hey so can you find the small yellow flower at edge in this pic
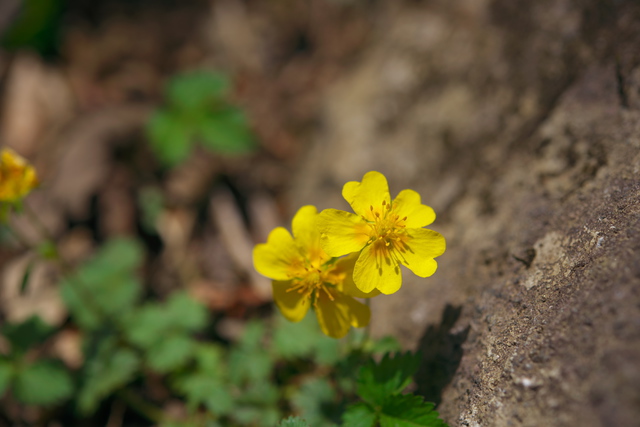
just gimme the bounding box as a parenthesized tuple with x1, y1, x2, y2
(317, 171, 446, 295)
(0, 148, 38, 203)
(253, 205, 380, 339)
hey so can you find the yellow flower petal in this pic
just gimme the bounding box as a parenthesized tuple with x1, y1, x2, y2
(392, 189, 436, 228)
(273, 281, 310, 322)
(331, 254, 381, 298)
(354, 243, 402, 294)
(291, 205, 328, 266)
(342, 171, 391, 219)
(0, 148, 38, 202)
(315, 292, 370, 338)
(318, 209, 370, 257)
(253, 227, 303, 280)
(397, 228, 446, 277)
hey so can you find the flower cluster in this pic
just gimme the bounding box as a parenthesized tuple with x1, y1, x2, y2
(0, 148, 38, 203)
(253, 171, 445, 338)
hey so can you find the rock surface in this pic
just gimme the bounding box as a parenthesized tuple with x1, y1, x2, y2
(291, 1, 640, 426)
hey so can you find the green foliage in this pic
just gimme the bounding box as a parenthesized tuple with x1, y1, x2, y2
(147, 70, 255, 167)
(78, 338, 140, 414)
(357, 352, 421, 406)
(12, 360, 73, 405)
(0, 360, 12, 396)
(1, 0, 63, 56)
(379, 395, 448, 427)
(290, 378, 337, 427)
(341, 352, 448, 427)
(279, 416, 310, 427)
(60, 238, 143, 330)
(1, 315, 56, 355)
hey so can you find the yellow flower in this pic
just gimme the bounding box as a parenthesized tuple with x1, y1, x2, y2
(318, 171, 445, 295)
(0, 148, 38, 203)
(253, 205, 379, 338)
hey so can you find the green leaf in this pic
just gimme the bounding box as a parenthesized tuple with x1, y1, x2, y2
(238, 380, 279, 406)
(291, 377, 337, 427)
(369, 336, 402, 355)
(0, 359, 15, 396)
(1, 315, 56, 355)
(379, 394, 447, 427)
(356, 352, 421, 406)
(279, 416, 310, 427)
(166, 71, 230, 111)
(342, 403, 377, 427)
(147, 335, 195, 373)
(273, 313, 323, 359)
(1, 0, 63, 56)
(198, 107, 255, 154)
(228, 348, 273, 385)
(78, 344, 140, 414)
(238, 321, 266, 352)
(193, 343, 224, 377)
(13, 360, 73, 405)
(175, 374, 234, 416)
(125, 293, 207, 350)
(124, 304, 167, 348)
(165, 291, 208, 332)
(61, 238, 143, 331)
(146, 109, 192, 167)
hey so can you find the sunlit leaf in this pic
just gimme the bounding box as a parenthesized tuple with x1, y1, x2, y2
(342, 403, 377, 427)
(198, 107, 255, 154)
(166, 71, 230, 111)
(379, 394, 447, 427)
(146, 109, 192, 167)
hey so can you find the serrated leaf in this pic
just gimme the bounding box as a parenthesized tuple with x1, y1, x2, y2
(342, 403, 377, 427)
(1, 315, 56, 355)
(147, 335, 195, 373)
(13, 360, 73, 405)
(379, 394, 447, 427)
(198, 107, 255, 154)
(291, 377, 336, 427)
(147, 109, 192, 167)
(279, 416, 310, 427)
(166, 71, 230, 111)
(175, 374, 234, 416)
(78, 345, 140, 414)
(357, 352, 421, 406)
(0, 359, 14, 396)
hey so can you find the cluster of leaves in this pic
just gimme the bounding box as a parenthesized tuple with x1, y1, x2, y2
(147, 70, 255, 167)
(0, 237, 448, 426)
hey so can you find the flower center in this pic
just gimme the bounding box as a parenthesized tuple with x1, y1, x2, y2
(285, 263, 337, 305)
(364, 200, 408, 251)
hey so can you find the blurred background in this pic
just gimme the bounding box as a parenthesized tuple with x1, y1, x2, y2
(1, 0, 640, 426)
